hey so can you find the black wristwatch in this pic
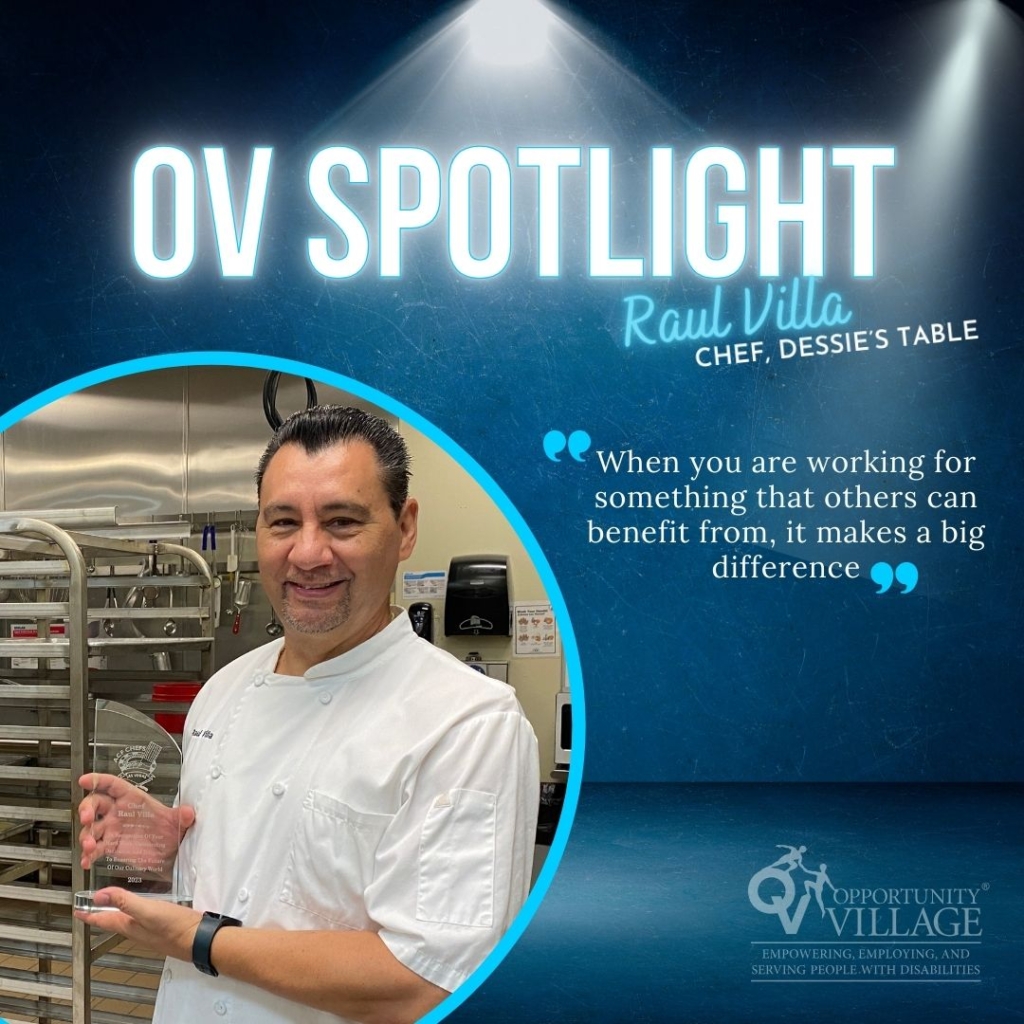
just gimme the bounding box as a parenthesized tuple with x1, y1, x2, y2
(192, 911, 242, 977)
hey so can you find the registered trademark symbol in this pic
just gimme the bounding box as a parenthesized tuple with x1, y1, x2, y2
(981, 882, 990, 891)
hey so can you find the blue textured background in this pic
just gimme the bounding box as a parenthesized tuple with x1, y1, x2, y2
(4, 0, 1021, 782)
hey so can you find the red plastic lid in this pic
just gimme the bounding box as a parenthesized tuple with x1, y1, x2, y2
(152, 683, 203, 700)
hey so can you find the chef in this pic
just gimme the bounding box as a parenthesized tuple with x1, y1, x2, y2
(77, 405, 539, 1024)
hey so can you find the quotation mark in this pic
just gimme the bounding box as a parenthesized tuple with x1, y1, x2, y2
(544, 430, 591, 463)
(870, 562, 919, 594)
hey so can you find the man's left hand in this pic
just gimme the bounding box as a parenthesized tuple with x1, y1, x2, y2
(74, 888, 203, 962)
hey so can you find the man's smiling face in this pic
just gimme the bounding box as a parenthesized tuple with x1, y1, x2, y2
(256, 439, 418, 661)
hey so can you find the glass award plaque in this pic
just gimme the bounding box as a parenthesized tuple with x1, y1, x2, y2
(74, 699, 192, 912)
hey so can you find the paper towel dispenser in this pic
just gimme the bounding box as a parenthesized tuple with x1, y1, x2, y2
(444, 555, 511, 636)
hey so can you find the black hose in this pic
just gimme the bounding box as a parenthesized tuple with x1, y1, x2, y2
(262, 372, 319, 430)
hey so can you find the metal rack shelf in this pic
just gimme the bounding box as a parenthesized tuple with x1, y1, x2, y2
(0, 516, 214, 1024)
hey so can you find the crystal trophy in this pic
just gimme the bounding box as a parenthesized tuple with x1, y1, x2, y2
(74, 699, 192, 911)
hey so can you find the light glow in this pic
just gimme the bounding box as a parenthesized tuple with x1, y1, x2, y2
(466, 0, 552, 66)
(902, 0, 1008, 241)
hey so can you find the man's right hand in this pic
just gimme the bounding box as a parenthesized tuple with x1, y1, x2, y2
(77, 773, 195, 876)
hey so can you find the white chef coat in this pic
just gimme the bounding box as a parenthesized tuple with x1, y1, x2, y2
(152, 610, 538, 1024)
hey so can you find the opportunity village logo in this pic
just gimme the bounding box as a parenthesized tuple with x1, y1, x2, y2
(747, 844, 985, 981)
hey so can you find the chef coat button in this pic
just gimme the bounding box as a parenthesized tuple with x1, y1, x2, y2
(318, 691, 332, 705)
(253, 672, 266, 687)
(214, 1000, 227, 1016)
(271, 782, 286, 797)
(165, 967, 173, 981)
(211, 765, 222, 779)
(237, 887, 250, 903)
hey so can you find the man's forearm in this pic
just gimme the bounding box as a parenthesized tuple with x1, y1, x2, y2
(208, 924, 447, 1024)
(75, 890, 447, 1024)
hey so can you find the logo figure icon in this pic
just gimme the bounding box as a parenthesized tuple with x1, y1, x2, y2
(748, 843, 836, 935)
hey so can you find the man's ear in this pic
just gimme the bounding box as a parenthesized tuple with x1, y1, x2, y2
(397, 498, 419, 560)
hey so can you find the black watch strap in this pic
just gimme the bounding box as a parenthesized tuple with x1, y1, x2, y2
(192, 911, 242, 977)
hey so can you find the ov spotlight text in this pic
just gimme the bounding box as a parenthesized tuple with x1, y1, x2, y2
(130, 144, 895, 280)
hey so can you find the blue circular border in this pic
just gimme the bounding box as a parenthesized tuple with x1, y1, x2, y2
(0, 350, 584, 1023)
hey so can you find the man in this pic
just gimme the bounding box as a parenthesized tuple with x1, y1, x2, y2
(77, 406, 539, 1024)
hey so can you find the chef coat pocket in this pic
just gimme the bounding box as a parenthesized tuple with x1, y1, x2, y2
(417, 788, 495, 928)
(279, 789, 393, 928)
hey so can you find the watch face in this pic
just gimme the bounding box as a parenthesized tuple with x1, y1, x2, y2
(209, 913, 243, 925)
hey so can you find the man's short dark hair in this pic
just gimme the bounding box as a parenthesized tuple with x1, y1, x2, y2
(256, 406, 411, 517)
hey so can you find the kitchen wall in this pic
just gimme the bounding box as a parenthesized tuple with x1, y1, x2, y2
(0, 366, 563, 776)
(398, 425, 563, 778)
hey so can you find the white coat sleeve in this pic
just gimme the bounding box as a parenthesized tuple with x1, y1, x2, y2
(367, 709, 539, 992)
